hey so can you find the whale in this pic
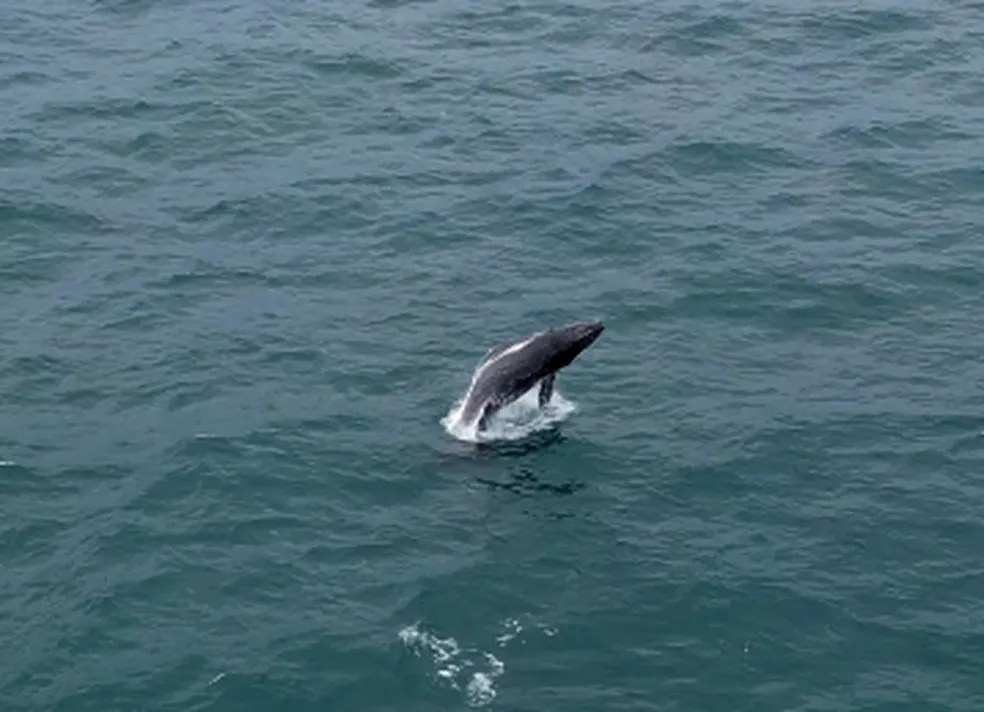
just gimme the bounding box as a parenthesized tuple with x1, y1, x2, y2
(457, 320, 604, 432)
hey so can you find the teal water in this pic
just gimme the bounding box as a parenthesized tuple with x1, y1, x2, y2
(3, 1, 984, 709)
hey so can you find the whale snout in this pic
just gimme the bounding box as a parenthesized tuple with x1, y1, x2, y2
(549, 320, 603, 362)
(572, 320, 604, 346)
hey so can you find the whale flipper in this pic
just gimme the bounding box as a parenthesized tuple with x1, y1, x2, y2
(538, 374, 555, 407)
(477, 402, 497, 432)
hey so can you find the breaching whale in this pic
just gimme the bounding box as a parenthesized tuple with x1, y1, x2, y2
(457, 320, 605, 433)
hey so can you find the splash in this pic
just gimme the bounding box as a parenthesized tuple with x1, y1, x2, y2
(398, 617, 559, 707)
(398, 623, 505, 707)
(441, 386, 577, 443)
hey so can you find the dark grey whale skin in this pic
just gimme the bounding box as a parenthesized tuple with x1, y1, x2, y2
(458, 321, 604, 432)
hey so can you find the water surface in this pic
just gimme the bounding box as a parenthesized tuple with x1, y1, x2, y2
(2, 1, 984, 709)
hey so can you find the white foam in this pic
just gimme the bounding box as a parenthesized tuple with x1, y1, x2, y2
(0, 460, 15, 467)
(399, 623, 461, 674)
(441, 386, 577, 443)
(496, 618, 522, 646)
(466, 672, 497, 707)
(465, 653, 505, 707)
(398, 623, 507, 707)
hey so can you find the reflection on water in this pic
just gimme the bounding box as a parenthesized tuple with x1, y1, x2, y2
(475, 466, 586, 499)
(473, 427, 566, 459)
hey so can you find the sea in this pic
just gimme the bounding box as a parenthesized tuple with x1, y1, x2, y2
(2, 1, 984, 710)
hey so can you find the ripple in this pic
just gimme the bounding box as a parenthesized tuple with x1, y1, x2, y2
(667, 139, 812, 176)
(799, 7, 935, 41)
(0, 199, 107, 235)
(304, 52, 406, 80)
(37, 97, 163, 123)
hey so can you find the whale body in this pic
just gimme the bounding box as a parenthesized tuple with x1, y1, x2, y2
(457, 320, 604, 432)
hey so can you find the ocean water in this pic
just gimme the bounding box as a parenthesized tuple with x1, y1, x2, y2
(3, 0, 984, 709)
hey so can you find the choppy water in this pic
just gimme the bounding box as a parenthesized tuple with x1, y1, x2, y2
(3, 1, 984, 709)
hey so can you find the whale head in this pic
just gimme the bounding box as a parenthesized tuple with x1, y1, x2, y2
(543, 320, 605, 372)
